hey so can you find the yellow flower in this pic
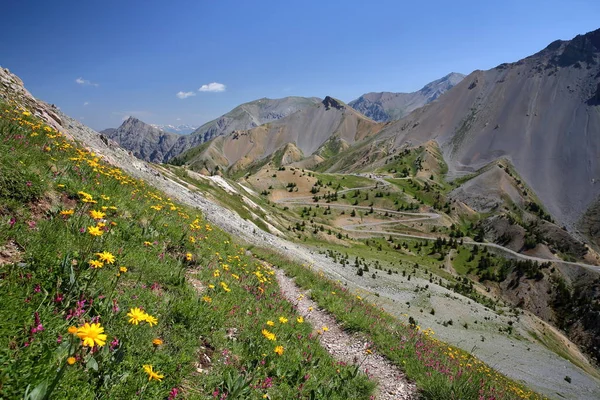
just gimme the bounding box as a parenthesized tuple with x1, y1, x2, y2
(76, 322, 107, 347)
(152, 338, 163, 346)
(274, 345, 284, 356)
(213, 270, 220, 277)
(202, 296, 212, 303)
(88, 259, 104, 269)
(208, 284, 215, 289)
(119, 266, 127, 273)
(296, 316, 304, 324)
(322, 326, 329, 332)
(308, 307, 313, 312)
(145, 314, 158, 327)
(60, 209, 74, 216)
(127, 307, 146, 325)
(67, 357, 77, 365)
(279, 317, 288, 324)
(143, 241, 153, 246)
(261, 329, 276, 341)
(67, 326, 78, 335)
(89, 210, 106, 220)
(185, 252, 193, 261)
(220, 282, 230, 292)
(266, 320, 275, 326)
(143, 365, 164, 381)
(87, 226, 103, 236)
(95, 251, 115, 264)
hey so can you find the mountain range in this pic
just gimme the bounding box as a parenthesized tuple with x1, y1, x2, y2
(104, 28, 600, 240)
(348, 72, 465, 121)
(100, 74, 464, 164)
(101, 96, 321, 162)
(150, 123, 198, 135)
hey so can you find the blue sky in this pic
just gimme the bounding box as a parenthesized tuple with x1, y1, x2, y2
(1, 0, 599, 130)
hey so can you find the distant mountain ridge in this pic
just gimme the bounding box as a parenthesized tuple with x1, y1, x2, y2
(150, 124, 199, 135)
(173, 96, 384, 173)
(101, 96, 321, 162)
(349, 72, 465, 122)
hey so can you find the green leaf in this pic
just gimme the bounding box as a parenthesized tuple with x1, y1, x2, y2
(25, 380, 48, 400)
(86, 356, 98, 371)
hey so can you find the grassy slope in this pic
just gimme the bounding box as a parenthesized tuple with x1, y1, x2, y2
(0, 106, 375, 399)
(252, 248, 542, 400)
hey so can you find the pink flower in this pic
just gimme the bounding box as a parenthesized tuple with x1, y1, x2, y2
(168, 388, 179, 400)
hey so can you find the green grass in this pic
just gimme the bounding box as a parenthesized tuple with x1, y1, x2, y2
(251, 248, 544, 400)
(0, 106, 376, 399)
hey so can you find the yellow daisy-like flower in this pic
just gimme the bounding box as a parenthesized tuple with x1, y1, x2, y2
(89, 210, 106, 220)
(152, 338, 163, 346)
(296, 316, 304, 324)
(119, 266, 128, 273)
(279, 317, 288, 324)
(208, 284, 215, 289)
(322, 326, 329, 332)
(202, 295, 212, 303)
(143, 241, 153, 246)
(308, 306, 313, 312)
(185, 252, 193, 261)
(95, 251, 116, 264)
(213, 270, 220, 277)
(274, 345, 284, 356)
(67, 357, 77, 365)
(143, 365, 164, 381)
(266, 320, 275, 326)
(261, 329, 276, 341)
(76, 322, 107, 347)
(88, 259, 104, 269)
(127, 307, 146, 325)
(220, 282, 230, 292)
(67, 326, 78, 335)
(87, 226, 103, 236)
(60, 209, 74, 216)
(145, 314, 158, 327)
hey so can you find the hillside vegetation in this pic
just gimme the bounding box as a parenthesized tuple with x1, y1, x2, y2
(0, 106, 546, 398)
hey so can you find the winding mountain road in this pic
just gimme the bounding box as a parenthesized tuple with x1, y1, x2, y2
(275, 176, 600, 273)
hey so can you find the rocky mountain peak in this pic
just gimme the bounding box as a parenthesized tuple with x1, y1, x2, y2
(322, 96, 344, 110)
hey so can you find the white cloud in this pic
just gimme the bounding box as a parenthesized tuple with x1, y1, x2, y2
(83, 101, 89, 106)
(75, 77, 99, 87)
(199, 82, 226, 92)
(176, 118, 181, 121)
(122, 115, 130, 121)
(176, 91, 196, 99)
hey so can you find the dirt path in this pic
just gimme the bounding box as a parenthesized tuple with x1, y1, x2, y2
(273, 267, 417, 400)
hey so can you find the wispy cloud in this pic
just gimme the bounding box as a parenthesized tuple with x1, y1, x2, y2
(83, 101, 90, 106)
(176, 91, 196, 99)
(75, 77, 99, 87)
(199, 82, 226, 92)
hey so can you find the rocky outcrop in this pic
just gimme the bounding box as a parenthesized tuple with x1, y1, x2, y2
(0, 67, 63, 133)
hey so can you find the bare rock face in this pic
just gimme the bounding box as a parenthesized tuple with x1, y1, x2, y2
(368, 28, 600, 233)
(176, 96, 384, 174)
(0, 67, 63, 133)
(349, 72, 466, 122)
(101, 117, 179, 163)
